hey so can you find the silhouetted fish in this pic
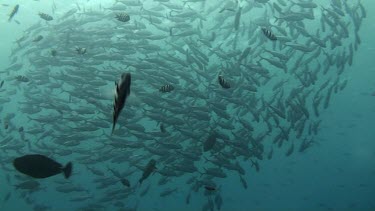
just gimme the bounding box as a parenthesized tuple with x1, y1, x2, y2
(112, 73, 131, 134)
(139, 159, 156, 184)
(13, 154, 72, 179)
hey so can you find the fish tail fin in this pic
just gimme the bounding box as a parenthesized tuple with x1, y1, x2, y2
(111, 113, 117, 135)
(258, 55, 265, 63)
(111, 124, 115, 135)
(62, 162, 72, 179)
(273, 16, 280, 23)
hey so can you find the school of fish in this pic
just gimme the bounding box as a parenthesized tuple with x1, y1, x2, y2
(0, 0, 366, 210)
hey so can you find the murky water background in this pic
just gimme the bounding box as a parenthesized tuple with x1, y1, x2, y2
(1, 1, 375, 210)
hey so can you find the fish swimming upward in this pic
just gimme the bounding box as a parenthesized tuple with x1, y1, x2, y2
(8, 4, 19, 22)
(112, 73, 131, 134)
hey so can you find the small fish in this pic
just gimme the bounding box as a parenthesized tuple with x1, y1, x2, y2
(234, 7, 242, 30)
(0, 80, 4, 88)
(139, 159, 157, 184)
(75, 47, 87, 55)
(115, 12, 130, 22)
(285, 142, 294, 156)
(15, 75, 29, 82)
(218, 75, 230, 89)
(203, 133, 217, 152)
(112, 73, 131, 134)
(13, 154, 72, 179)
(159, 84, 174, 92)
(32, 35, 43, 42)
(121, 178, 130, 187)
(250, 160, 260, 172)
(267, 147, 273, 160)
(39, 12, 53, 21)
(204, 186, 217, 191)
(51, 49, 57, 57)
(8, 5, 19, 22)
(160, 123, 166, 133)
(185, 192, 191, 204)
(4, 120, 9, 129)
(15, 180, 40, 191)
(3, 192, 11, 203)
(19, 126, 24, 132)
(219, 8, 235, 13)
(215, 194, 223, 210)
(239, 175, 248, 189)
(261, 27, 277, 41)
(160, 188, 178, 197)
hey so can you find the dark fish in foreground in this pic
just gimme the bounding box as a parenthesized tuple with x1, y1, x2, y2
(13, 154, 72, 179)
(112, 73, 131, 134)
(139, 159, 156, 184)
(159, 84, 174, 92)
(8, 5, 19, 22)
(39, 12, 53, 21)
(261, 27, 277, 41)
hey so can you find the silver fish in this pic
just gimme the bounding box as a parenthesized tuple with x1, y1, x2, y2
(8, 5, 19, 22)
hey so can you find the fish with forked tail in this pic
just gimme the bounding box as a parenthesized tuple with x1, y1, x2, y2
(13, 154, 72, 179)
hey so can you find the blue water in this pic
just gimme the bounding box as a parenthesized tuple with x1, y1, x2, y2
(1, 1, 375, 211)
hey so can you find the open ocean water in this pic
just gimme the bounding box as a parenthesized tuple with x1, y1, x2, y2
(0, 0, 375, 211)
